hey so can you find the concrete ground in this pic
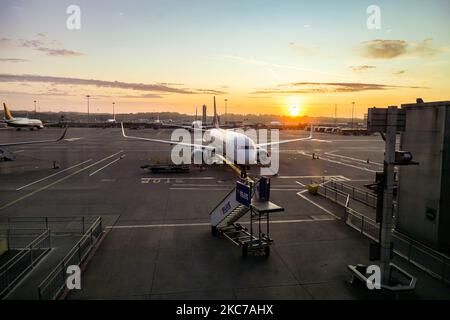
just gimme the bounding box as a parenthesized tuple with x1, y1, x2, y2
(0, 127, 449, 299)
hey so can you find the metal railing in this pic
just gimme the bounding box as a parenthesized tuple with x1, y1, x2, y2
(2, 216, 99, 235)
(393, 231, 450, 283)
(325, 180, 377, 208)
(345, 208, 450, 284)
(0, 228, 51, 250)
(318, 183, 450, 285)
(345, 207, 379, 242)
(319, 181, 450, 283)
(318, 182, 349, 219)
(0, 229, 51, 299)
(37, 217, 103, 300)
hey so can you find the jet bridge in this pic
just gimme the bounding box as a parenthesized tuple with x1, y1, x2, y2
(210, 177, 284, 258)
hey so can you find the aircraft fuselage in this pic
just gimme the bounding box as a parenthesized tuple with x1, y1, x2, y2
(6, 118, 44, 129)
(206, 128, 259, 165)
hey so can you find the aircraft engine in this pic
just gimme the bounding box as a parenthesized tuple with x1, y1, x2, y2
(191, 148, 217, 165)
(257, 148, 270, 165)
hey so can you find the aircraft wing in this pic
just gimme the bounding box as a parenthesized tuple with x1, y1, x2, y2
(0, 127, 68, 147)
(121, 123, 214, 150)
(161, 123, 207, 132)
(255, 126, 330, 148)
(255, 133, 313, 148)
(43, 121, 61, 126)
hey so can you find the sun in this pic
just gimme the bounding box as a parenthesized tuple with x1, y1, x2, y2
(284, 96, 303, 117)
(288, 105, 300, 117)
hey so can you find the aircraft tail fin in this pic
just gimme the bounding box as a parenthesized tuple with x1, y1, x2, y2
(3, 103, 14, 120)
(202, 104, 207, 124)
(212, 96, 219, 128)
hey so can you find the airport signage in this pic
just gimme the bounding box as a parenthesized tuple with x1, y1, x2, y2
(236, 182, 252, 207)
(367, 108, 406, 132)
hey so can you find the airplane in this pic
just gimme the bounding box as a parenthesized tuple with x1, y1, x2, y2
(164, 102, 231, 132)
(0, 127, 68, 161)
(164, 105, 210, 132)
(2, 103, 44, 130)
(121, 97, 315, 176)
(269, 121, 283, 129)
(149, 114, 163, 129)
(154, 114, 163, 124)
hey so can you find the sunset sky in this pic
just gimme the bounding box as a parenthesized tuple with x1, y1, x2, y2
(0, 0, 449, 118)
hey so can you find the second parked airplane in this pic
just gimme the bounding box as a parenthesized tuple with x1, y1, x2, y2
(2, 103, 44, 130)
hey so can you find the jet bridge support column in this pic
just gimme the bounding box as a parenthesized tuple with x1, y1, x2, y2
(380, 106, 397, 285)
(348, 106, 417, 296)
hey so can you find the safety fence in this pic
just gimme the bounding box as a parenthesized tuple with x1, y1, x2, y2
(317, 182, 350, 219)
(37, 216, 103, 300)
(324, 180, 377, 208)
(0, 228, 50, 250)
(2, 216, 99, 235)
(0, 229, 51, 299)
(393, 231, 450, 284)
(317, 181, 450, 285)
(345, 207, 379, 242)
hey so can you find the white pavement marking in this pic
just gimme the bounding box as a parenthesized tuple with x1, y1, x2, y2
(329, 139, 382, 142)
(106, 217, 335, 229)
(170, 188, 302, 192)
(0, 151, 123, 211)
(279, 175, 337, 179)
(278, 175, 350, 181)
(332, 176, 351, 181)
(64, 137, 83, 142)
(89, 156, 124, 176)
(143, 177, 215, 181)
(13, 150, 25, 154)
(170, 188, 232, 191)
(172, 184, 234, 187)
(295, 180, 306, 187)
(16, 159, 93, 190)
(325, 151, 383, 166)
(298, 151, 378, 173)
(170, 185, 304, 191)
(172, 184, 302, 188)
(141, 177, 215, 183)
(296, 192, 341, 219)
(270, 217, 335, 223)
(109, 222, 210, 228)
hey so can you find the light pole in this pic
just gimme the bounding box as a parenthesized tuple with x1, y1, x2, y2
(34, 100, 37, 117)
(224, 99, 228, 124)
(351, 102, 355, 128)
(112, 102, 115, 120)
(86, 95, 90, 122)
(334, 104, 337, 125)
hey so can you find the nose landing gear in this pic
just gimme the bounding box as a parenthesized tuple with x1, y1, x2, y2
(238, 165, 250, 179)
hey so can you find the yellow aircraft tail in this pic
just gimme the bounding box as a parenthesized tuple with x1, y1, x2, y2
(3, 103, 14, 120)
